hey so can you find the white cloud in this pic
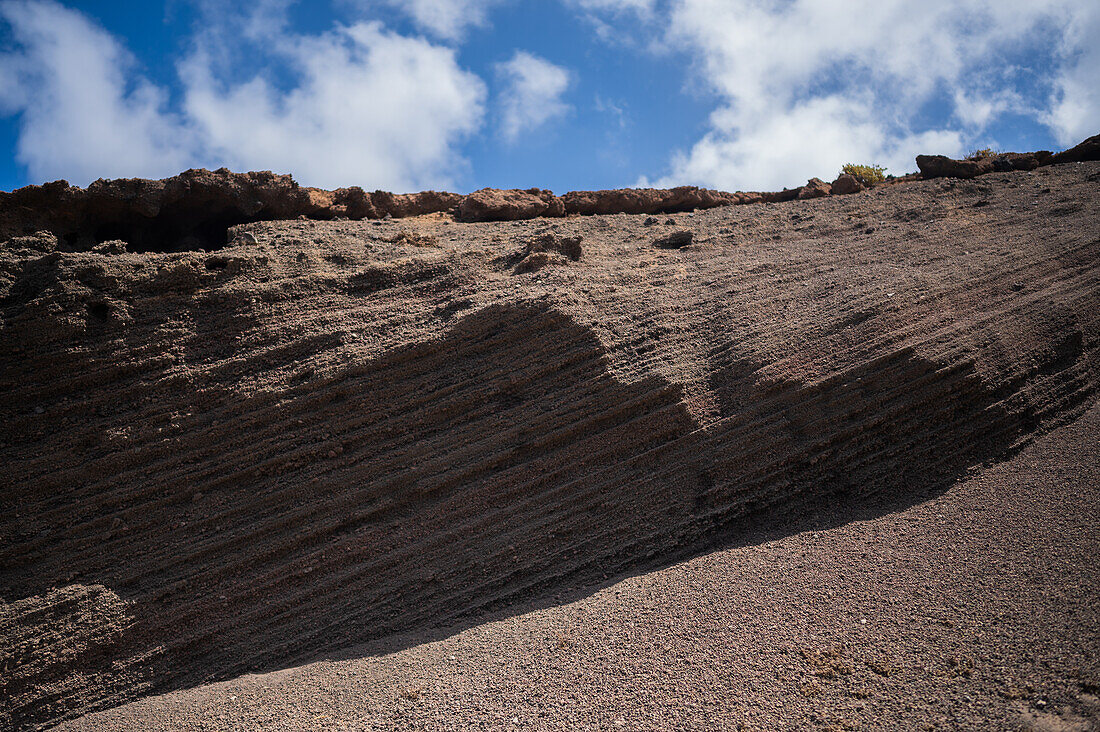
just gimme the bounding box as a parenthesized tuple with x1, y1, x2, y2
(181, 22, 486, 190)
(1047, 4, 1100, 146)
(645, 0, 1099, 190)
(373, 0, 507, 42)
(662, 95, 964, 192)
(495, 51, 571, 143)
(0, 0, 486, 190)
(0, 0, 195, 183)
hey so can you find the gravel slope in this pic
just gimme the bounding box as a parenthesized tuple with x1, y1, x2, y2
(62, 398, 1100, 731)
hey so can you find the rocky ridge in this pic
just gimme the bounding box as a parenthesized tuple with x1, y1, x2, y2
(3, 134, 1096, 254)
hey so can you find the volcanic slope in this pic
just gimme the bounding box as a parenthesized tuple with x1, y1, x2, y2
(2, 161, 1099, 729)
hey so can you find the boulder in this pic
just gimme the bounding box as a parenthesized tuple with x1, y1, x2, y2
(830, 174, 862, 195)
(916, 155, 987, 179)
(654, 230, 694, 249)
(797, 178, 831, 199)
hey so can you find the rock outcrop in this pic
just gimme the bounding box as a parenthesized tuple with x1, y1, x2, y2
(797, 178, 831, 199)
(456, 188, 565, 222)
(561, 186, 745, 216)
(1049, 133, 1100, 164)
(916, 151, 1051, 180)
(313, 188, 462, 220)
(0, 169, 314, 251)
(1, 134, 1096, 255)
(830, 173, 862, 195)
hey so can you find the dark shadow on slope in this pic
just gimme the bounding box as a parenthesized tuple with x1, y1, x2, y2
(1, 302, 1096, 729)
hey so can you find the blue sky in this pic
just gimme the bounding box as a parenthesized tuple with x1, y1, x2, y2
(0, 0, 1096, 194)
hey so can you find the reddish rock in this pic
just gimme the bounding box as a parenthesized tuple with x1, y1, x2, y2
(0, 179, 86, 241)
(758, 188, 801, 203)
(1, 169, 314, 250)
(1050, 133, 1100, 164)
(917, 151, 1052, 180)
(370, 190, 463, 219)
(456, 188, 564, 222)
(797, 178, 831, 200)
(831, 174, 862, 195)
(324, 187, 376, 219)
(561, 186, 737, 216)
(916, 155, 987, 179)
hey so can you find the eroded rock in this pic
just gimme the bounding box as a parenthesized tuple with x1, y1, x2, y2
(457, 188, 565, 222)
(561, 187, 741, 216)
(1050, 133, 1100, 164)
(654, 230, 694, 249)
(916, 151, 1052, 180)
(831, 174, 862, 195)
(798, 178, 831, 200)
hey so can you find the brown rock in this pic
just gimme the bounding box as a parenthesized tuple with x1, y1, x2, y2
(0, 168, 314, 250)
(1049, 133, 1100, 164)
(561, 186, 737, 216)
(916, 155, 989, 179)
(514, 251, 569, 274)
(371, 190, 463, 219)
(917, 151, 1052, 180)
(456, 188, 564, 222)
(797, 178, 831, 200)
(654, 230, 694, 249)
(758, 188, 801, 204)
(831, 174, 862, 195)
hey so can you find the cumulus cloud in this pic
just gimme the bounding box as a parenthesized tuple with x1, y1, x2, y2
(645, 0, 1099, 190)
(181, 21, 486, 190)
(1046, 4, 1100, 146)
(0, 0, 486, 190)
(495, 51, 571, 143)
(0, 0, 195, 184)
(662, 95, 963, 192)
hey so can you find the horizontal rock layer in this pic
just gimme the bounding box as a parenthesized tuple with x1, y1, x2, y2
(2, 134, 1095, 256)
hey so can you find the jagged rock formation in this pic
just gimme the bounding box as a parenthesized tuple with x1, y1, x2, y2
(1, 158, 1098, 729)
(916, 133, 1100, 180)
(3, 134, 1093, 259)
(916, 151, 1051, 179)
(1051, 133, 1100, 164)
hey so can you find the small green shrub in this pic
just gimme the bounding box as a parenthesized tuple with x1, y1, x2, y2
(841, 163, 887, 187)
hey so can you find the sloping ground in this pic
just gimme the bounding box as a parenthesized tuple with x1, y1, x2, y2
(59, 394, 1100, 731)
(1, 161, 1099, 729)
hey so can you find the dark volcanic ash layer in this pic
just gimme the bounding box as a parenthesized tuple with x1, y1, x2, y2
(1, 153, 1099, 730)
